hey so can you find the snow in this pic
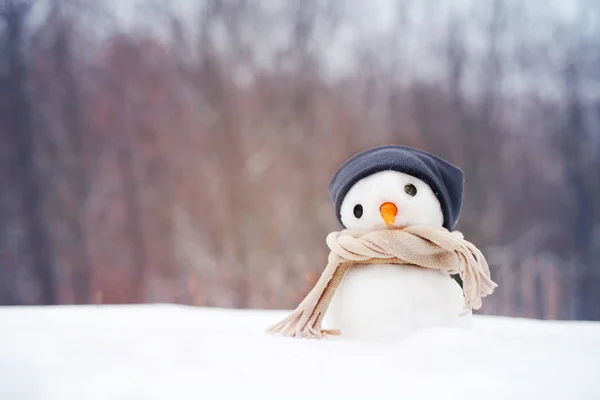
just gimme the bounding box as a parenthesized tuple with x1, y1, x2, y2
(1, 304, 599, 400)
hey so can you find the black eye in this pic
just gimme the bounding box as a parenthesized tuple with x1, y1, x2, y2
(404, 184, 417, 197)
(353, 204, 363, 218)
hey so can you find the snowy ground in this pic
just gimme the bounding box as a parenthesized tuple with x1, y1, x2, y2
(1, 305, 599, 400)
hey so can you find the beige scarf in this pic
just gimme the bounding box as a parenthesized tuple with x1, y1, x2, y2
(266, 225, 497, 338)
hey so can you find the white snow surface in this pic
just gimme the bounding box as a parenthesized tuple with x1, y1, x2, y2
(1, 304, 599, 400)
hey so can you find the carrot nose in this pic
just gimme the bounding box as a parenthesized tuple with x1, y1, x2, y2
(379, 202, 398, 226)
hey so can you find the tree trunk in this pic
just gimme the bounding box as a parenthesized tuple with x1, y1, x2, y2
(3, 1, 57, 304)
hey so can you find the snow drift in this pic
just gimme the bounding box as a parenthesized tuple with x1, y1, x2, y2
(0, 304, 599, 400)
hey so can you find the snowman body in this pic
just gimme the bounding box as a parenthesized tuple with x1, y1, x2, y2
(326, 263, 469, 341)
(325, 170, 470, 341)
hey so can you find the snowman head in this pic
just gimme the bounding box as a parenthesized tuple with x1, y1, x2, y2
(339, 170, 444, 230)
(329, 145, 464, 231)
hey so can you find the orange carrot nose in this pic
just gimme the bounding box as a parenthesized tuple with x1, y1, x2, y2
(379, 202, 398, 226)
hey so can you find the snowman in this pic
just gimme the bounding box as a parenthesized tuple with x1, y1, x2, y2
(267, 145, 496, 342)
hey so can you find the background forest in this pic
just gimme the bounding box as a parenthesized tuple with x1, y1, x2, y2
(1, 0, 599, 320)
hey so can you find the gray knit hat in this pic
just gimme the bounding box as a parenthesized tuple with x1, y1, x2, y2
(328, 145, 464, 231)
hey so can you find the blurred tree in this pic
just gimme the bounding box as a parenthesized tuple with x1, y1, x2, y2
(557, 56, 599, 320)
(0, 0, 56, 304)
(43, 2, 91, 303)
